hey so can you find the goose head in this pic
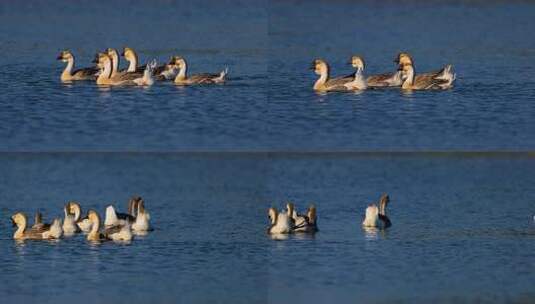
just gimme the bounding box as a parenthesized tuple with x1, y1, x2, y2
(11, 212, 27, 228)
(349, 55, 365, 72)
(174, 56, 187, 69)
(395, 52, 413, 67)
(311, 59, 328, 76)
(92, 52, 111, 68)
(122, 47, 138, 62)
(106, 48, 119, 60)
(68, 201, 82, 220)
(56, 50, 73, 62)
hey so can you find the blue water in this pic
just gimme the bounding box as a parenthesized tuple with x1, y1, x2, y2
(0, 153, 534, 303)
(1, 1, 535, 303)
(1, 1, 534, 150)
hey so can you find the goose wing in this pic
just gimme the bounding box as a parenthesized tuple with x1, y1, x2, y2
(103, 225, 123, 238)
(366, 72, 399, 87)
(189, 73, 221, 83)
(114, 72, 144, 81)
(73, 67, 99, 78)
(414, 74, 450, 89)
(116, 212, 135, 222)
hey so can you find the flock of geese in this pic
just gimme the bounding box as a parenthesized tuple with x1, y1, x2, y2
(10, 196, 151, 242)
(10, 194, 390, 242)
(58, 48, 455, 91)
(313, 52, 456, 91)
(267, 194, 391, 235)
(57, 47, 228, 86)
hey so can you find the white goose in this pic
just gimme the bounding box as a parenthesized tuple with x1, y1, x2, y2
(362, 194, 392, 229)
(267, 204, 295, 234)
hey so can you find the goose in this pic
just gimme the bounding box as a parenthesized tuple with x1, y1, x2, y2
(396, 52, 456, 84)
(400, 62, 453, 90)
(68, 201, 92, 232)
(311, 58, 359, 92)
(173, 56, 228, 85)
(62, 203, 80, 235)
(87, 210, 132, 242)
(131, 197, 151, 232)
(93, 53, 155, 86)
(291, 204, 318, 233)
(12, 212, 62, 240)
(343, 55, 368, 91)
(267, 204, 295, 234)
(362, 194, 392, 229)
(56, 50, 98, 82)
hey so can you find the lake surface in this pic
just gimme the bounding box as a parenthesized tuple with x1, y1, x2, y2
(0, 153, 534, 303)
(0, 1, 534, 151)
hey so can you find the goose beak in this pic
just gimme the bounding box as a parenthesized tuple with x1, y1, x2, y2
(11, 217, 16, 227)
(56, 55, 62, 60)
(309, 63, 316, 70)
(91, 55, 99, 64)
(120, 51, 125, 56)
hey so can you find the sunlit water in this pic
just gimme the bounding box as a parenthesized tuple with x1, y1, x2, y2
(1, 1, 534, 150)
(0, 153, 534, 303)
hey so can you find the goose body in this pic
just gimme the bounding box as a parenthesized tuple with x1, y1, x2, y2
(57, 50, 98, 82)
(173, 57, 228, 85)
(400, 63, 453, 90)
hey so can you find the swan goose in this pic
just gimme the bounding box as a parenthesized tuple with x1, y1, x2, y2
(362, 194, 392, 229)
(173, 56, 228, 85)
(12, 212, 62, 240)
(57, 50, 98, 82)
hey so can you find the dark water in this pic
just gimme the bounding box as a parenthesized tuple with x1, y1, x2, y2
(1, 1, 534, 150)
(0, 153, 534, 303)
